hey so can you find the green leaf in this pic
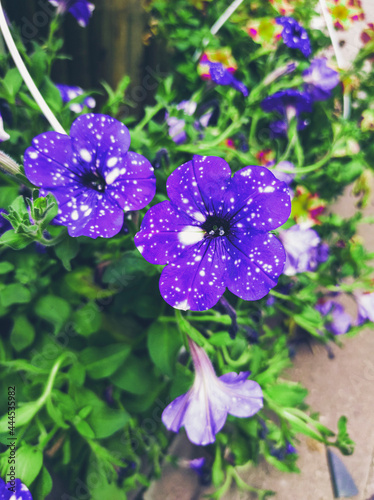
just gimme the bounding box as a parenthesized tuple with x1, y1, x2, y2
(80, 344, 131, 379)
(34, 295, 71, 332)
(2, 68, 23, 100)
(72, 302, 102, 337)
(0, 230, 32, 250)
(54, 236, 80, 271)
(0, 262, 14, 274)
(75, 419, 95, 439)
(147, 322, 182, 377)
(335, 416, 355, 455)
(10, 315, 35, 351)
(265, 382, 308, 407)
(7, 445, 43, 486)
(110, 356, 155, 394)
(88, 407, 130, 439)
(33, 466, 53, 499)
(0, 284, 31, 307)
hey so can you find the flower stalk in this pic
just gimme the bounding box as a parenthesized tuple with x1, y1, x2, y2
(0, 2, 66, 134)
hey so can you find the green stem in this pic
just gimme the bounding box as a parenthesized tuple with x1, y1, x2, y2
(134, 103, 163, 133)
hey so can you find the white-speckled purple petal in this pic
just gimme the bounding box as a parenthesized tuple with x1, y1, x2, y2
(70, 114, 131, 173)
(61, 190, 124, 239)
(159, 238, 227, 311)
(105, 152, 156, 211)
(24, 132, 79, 188)
(134, 201, 200, 265)
(225, 232, 286, 300)
(3, 478, 33, 500)
(224, 165, 291, 231)
(166, 155, 232, 220)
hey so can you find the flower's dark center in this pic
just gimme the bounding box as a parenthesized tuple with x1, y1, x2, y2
(201, 215, 231, 238)
(80, 171, 106, 192)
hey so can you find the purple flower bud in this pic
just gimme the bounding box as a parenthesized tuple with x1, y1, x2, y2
(162, 340, 263, 446)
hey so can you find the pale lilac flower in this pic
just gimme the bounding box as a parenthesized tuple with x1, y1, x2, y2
(278, 225, 328, 275)
(49, 0, 95, 27)
(135, 155, 290, 311)
(162, 340, 263, 446)
(355, 291, 374, 324)
(24, 114, 156, 239)
(316, 299, 352, 335)
(0, 478, 32, 500)
(166, 101, 197, 144)
(302, 58, 340, 101)
(56, 83, 96, 113)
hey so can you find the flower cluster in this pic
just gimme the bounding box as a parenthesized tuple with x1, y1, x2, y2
(327, 0, 365, 30)
(162, 339, 263, 445)
(56, 83, 96, 113)
(135, 155, 291, 311)
(24, 114, 156, 239)
(49, 0, 95, 27)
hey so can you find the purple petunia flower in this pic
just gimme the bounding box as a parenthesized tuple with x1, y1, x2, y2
(316, 299, 352, 335)
(354, 291, 374, 325)
(0, 209, 12, 236)
(162, 339, 263, 446)
(203, 61, 249, 97)
(49, 0, 94, 27)
(56, 83, 96, 113)
(0, 478, 33, 500)
(302, 58, 340, 101)
(135, 155, 291, 311)
(278, 225, 328, 276)
(262, 89, 312, 136)
(276, 17, 312, 57)
(24, 114, 156, 239)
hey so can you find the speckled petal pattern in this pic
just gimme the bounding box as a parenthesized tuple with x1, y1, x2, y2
(134, 201, 199, 265)
(106, 152, 156, 212)
(225, 232, 286, 301)
(224, 165, 291, 231)
(159, 238, 227, 311)
(166, 155, 232, 219)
